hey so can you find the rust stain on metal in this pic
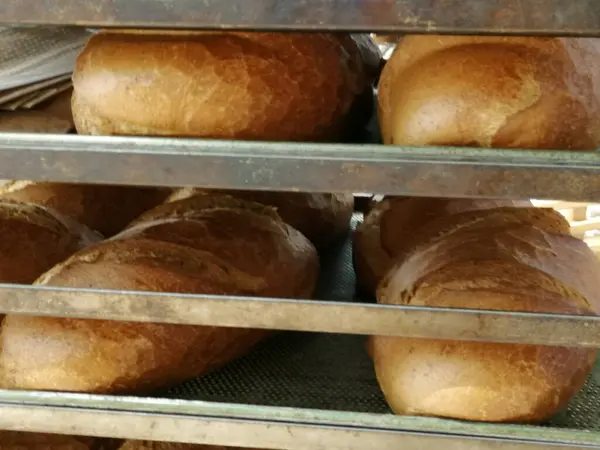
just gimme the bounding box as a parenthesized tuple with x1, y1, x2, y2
(0, 0, 598, 35)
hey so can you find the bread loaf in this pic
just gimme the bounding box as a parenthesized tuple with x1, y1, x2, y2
(353, 196, 530, 295)
(72, 31, 380, 141)
(0, 194, 318, 393)
(0, 199, 99, 284)
(0, 198, 101, 403)
(168, 188, 354, 248)
(120, 441, 264, 450)
(0, 431, 103, 449)
(0, 181, 171, 236)
(379, 36, 600, 149)
(371, 205, 599, 422)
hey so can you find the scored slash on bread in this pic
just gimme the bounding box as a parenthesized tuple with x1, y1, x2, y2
(0, 199, 99, 284)
(0, 181, 172, 236)
(353, 197, 531, 295)
(167, 188, 354, 249)
(0, 194, 319, 393)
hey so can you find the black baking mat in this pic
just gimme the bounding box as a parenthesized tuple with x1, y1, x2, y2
(163, 214, 600, 432)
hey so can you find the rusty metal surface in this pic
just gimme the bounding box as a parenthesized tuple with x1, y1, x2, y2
(0, 133, 600, 201)
(0, 390, 595, 449)
(0, 0, 599, 35)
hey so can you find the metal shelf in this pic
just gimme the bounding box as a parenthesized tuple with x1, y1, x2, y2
(0, 0, 600, 36)
(3, 285, 599, 347)
(1, 133, 600, 202)
(0, 215, 595, 450)
(0, 3, 599, 448)
(0, 331, 596, 450)
(0, 222, 598, 348)
(0, 395, 588, 450)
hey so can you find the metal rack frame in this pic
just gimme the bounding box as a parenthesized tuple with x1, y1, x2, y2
(1, 2, 600, 449)
(1, 0, 600, 36)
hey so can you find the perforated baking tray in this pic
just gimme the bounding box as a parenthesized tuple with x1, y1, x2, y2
(162, 214, 600, 433)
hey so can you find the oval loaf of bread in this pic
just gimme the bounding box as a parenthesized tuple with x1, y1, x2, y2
(371, 205, 599, 422)
(72, 31, 380, 141)
(379, 36, 600, 150)
(0, 194, 319, 393)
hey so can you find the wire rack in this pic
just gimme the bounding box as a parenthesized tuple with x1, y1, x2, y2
(0, 2, 600, 450)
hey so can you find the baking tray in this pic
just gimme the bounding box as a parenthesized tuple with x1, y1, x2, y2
(0, 215, 596, 450)
(0, 133, 598, 202)
(0, 215, 598, 449)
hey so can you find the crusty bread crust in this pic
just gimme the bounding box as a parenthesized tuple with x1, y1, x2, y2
(72, 31, 379, 141)
(371, 206, 599, 422)
(0, 195, 318, 393)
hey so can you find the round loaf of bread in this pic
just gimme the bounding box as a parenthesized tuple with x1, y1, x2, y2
(167, 188, 354, 248)
(0, 199, 99, 284)
(0, 195, 318, 393)
(0, 181, 171, 236)
(72, 31, 380, 141)
(371, 206, 599, 422)
(378, 36, 600, 149)
(353, 196, 530, 295)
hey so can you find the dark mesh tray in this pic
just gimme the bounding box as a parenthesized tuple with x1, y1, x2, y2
(165, 214, 600, 432)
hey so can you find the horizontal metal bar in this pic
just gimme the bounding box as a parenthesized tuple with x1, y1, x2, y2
(0, 0, 599, 36)
(0, 390, 595, 449)
(1, 133, 600, 201)
(1, 284, 599, 347)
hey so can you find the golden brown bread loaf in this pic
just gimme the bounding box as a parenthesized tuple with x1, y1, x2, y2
(371, 205, 599, 422)
(0, 199, 99, 284)
(0, 431, 102, 449)
(379, 36, 600, 149)
(72, 31, 380, 141)
(0, 194, 318, 393)
(168, 188, 354, 248)
(0, 181, 171, 236)
(119, 441, 264, 450)
(353, 196, 530, 295)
